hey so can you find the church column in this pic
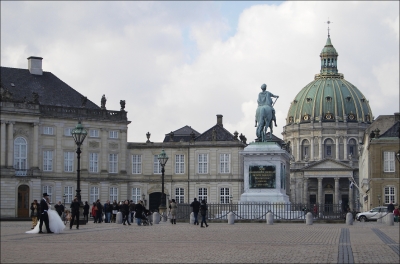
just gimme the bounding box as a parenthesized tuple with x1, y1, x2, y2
(317, 178, 323, 205)
(310, 137, 314, 161)
(319, 137, 323, 160)
(32, 123, 39, 168)
(296, 138, 301, 161)
(334, 177, 340, 205)
(343, 136, 348, 160)
(303, 177, 309, 204)
(335, 136, 340, 160)
(348, 177, 353, 210)
(7, 121, 14, 167)
(0, 121, 6, 167)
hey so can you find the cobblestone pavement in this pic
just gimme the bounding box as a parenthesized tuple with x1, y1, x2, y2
(1, 221, 399, 263)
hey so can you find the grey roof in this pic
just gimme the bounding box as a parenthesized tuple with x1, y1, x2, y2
(163, 125, 201, 142)
(0, 67, 99, 109)
(379, 121, 400, 138)
(195, 124, 235, 142)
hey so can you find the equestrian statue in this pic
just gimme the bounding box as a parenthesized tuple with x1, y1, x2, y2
(255, 83, 278, 142)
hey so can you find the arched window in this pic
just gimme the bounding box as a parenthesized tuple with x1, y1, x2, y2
(324, 138, 334, 158)
(302, 139, 310, 160)
(14, 137, 27, 176)
(348, 139, 357, 157)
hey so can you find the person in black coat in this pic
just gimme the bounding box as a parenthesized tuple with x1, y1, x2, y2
(200, 199, 208, 228)
(121, 200, 131, 225)
(83, 201, 90, 223)
(96, 200, 103, 223)
(190, 198, 201, 225)
(70, 198, 80, 230)
(39, 193, 53, 233)
(387, 202, 395, 213)
(134, 201, 144, 226)
(54, 201, 65, 217)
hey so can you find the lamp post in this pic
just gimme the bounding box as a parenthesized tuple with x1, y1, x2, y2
(396, 150, 400, 163)
(71, 121, 87, 206)
(157, 149, 169, 216)
(377, 194, 381, 207)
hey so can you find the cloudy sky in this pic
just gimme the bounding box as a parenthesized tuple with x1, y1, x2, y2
(1, 1, 399, 142)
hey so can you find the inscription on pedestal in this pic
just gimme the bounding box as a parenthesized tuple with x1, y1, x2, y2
(249, 165, 276, 189)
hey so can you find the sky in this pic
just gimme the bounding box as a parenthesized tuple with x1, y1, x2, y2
(1, 1, 399, 143)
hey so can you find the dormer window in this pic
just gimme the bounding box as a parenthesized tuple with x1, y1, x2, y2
(348, 113, 356, 120)
(326, 96, 332, 102)
(303, 114, 310, 121)
(325, 112, 334, 120)
(288, 116, 294, 123)
(361, 98, 366, 102)
(293, 100, 298, 104)
(346, 96, 351, 102)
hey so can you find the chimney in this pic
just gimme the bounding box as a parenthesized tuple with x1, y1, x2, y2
(217, 114, 223, 127)
(27, 56, 43, 75)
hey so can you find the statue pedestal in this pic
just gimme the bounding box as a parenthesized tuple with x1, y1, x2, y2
(240, 142, 290, 203)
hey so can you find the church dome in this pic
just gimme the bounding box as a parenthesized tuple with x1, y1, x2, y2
(286, 36, 373, 125)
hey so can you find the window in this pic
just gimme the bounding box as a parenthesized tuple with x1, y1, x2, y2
(89, 153, 99, 173)
(384, 186, 395, 204)
(14, 137, 27, 176)
(43, 126, 54, 135)
(220, 188, 230, 204)
(132, 155, 142, 174)
(109, 153, 118, 173)
(153, 155, 161, 174)
(89, 129, 99, 137)
(109, 130, 118, 139)
(64, 152, 74, 172)
(384, 152, 395, 172)
(175, 188, 184, 203)
(90, 186, 99, 204)
(326, 146, 332, 156)
(175, 155, 185, 174)
(64, 186, 73, 203)
(110, 187, 118, 202)
(198, 154, 208, 174)
(131, 188, 141, 203)
(220, 154, 230, 173)
(43, 186, 53, 202)
(64, 128, 72, 136)
(198, 188, 208, 203)
(43, 150, 53, 171)
(325, 139, 333, 157)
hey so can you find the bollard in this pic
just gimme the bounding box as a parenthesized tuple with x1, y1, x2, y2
(266, 212, 273, 225)
(161, 212, 167, 222)
(116, 212, 123, 224)
(227, 212, 235, 225)
(153, 212, 160, 224)
(387, 213, 394, 226)
(190, 212, 195, 225)
(306, 212, 313, 225)
(377, 212, 383, 223)
(346, 212, 353, 225)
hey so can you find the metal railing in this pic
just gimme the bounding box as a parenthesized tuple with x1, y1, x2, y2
(15, 169, 33, 176)
(175, 203, 345, 221)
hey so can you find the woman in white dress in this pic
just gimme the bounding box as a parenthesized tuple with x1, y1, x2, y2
(26, 199, 66, 234)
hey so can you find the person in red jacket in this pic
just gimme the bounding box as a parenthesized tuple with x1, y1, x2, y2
(393, 206, 399, 223)
(91, 202, 97, 223)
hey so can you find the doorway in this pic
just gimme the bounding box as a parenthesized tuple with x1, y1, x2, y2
(309, 194, 316, 205)
(149, 192, 162, 212)
(324, 194, 333, 213)
(18, 185, 29, 217)
(341, 195, 349, 212)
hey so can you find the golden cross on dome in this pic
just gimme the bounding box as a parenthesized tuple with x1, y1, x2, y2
(326, 19, 333, 37)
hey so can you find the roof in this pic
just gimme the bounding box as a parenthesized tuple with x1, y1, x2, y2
(379, 121, 400, 138)
(195, 124, 235, 142)
(163, 125, 201, 142)
(0, 67, 99, 109)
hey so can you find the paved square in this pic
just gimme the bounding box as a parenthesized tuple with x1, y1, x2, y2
(1, 221, 399, 263)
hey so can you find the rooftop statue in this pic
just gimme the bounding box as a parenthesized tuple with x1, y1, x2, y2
(255, 84, 278, 142)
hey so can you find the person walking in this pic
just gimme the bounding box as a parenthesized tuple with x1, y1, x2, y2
(121, 200, 131, 225)
(387, 202, 395, 213)
(54, 201, 64, 218)
(200, 199, 208, 228)
(30, 200, 39, 229)
(111, 200, 119, 223)
(39, 193, 53, 233)
(134, 201, 144, 226)
(83, 201, 89, 223)
(105, 200, 112, 223)
(393, 206, 399, 223)
(190, 198, 200, 225)
(96, 199, 103, 223)
(129, 200, 136, 223)
(169, 199, 178, 224)
(91, 202, 97, 223)
(69, 198, 80, 230)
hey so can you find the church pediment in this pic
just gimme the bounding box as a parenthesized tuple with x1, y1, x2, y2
(302, 158, 353, 171)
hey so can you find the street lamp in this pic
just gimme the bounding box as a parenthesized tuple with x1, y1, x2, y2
(71, 121, 87, 206)
(396, 150, 400, 163)
(377, 194, 381, 207)
(157, 149, 169, 216)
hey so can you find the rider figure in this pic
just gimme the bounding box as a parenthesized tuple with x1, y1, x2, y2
(255, 84, 278, 127)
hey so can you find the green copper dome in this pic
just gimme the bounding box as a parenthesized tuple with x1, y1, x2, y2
(286, 37, 373, 125)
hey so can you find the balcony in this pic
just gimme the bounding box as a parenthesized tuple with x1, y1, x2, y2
(15, 169, 32, 176)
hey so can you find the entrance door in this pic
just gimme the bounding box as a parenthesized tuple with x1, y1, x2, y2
(149, 192, 162, 212)
(18, 185, 29, 217)
(324, 194, 333, 213)
(309, 194, 316, 205)
(341, 195, 349, 212)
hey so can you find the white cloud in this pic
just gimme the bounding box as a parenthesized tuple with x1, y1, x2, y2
(1, 1, 398, 142)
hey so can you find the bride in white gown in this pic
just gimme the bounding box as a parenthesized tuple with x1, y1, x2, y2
(26, 203, 66, 234)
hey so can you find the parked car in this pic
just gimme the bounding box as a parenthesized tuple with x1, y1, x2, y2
(355, 206, 388, 222)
